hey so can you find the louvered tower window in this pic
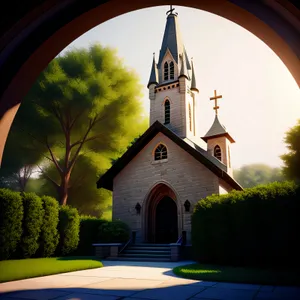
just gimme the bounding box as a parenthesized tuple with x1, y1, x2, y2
(164, 62, 169, 81)
(154, 144, 168, 160)
(214, 145, 222, 161)
(170, 61, 174, 80)
(164, 100, 170, 124)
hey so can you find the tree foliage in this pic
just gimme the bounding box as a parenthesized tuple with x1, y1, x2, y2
(281, 119, 300, 182)
(3, 44, 147, 211)
(233, 164, 285, 188)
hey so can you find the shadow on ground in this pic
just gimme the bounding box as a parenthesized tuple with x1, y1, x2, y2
(1, 283, 300, 300)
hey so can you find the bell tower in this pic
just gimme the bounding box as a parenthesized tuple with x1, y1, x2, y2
(147, 6, 200, 145)
(201, 90, 235, 176)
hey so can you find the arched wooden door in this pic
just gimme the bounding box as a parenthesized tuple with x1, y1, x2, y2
(155, 196, 178, 243)
(145, 183, 179, 243)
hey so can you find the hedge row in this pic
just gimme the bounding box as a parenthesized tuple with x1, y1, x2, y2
(73, 216, 130, 256)
(0, 189, 80, 260)
(192, 181, 300, 268)
(0, 188, 130, 260)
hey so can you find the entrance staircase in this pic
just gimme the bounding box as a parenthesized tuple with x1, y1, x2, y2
(109, 244, 172, 261)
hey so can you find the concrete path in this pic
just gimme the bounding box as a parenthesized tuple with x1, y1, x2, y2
(0, 260, 300, 300)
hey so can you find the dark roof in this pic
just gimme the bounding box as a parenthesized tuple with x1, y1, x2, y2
(147, 55, 158, 88)
(157, 14, 191, 70)
(202, 115, 235, 143)
(97, 121, 242, 191)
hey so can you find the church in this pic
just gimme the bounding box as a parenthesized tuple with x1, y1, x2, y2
(97, 7, 243, 245)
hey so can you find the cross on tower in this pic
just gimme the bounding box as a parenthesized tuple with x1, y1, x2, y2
(210, 90, 222, 115)
(166, 5, 177, 15)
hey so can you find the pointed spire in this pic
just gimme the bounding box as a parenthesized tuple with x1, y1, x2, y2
(190, 58, 199, 92)
(179, 53, 188, 79)
(157, 8, 191, 70)
(201, 115, 235, 143)
(147, 53, 158, 88)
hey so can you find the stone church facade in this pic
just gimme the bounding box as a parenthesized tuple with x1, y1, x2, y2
(97, 7, 242, 244)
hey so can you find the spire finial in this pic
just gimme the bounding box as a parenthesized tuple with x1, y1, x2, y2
(210, 90, 223, 116)
(153, 52, 155, 59)
(166, 5, 178, 16)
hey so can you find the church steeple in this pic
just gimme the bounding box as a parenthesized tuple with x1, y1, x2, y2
(147, 53, 158, 88)
(148, 6, 200, 144)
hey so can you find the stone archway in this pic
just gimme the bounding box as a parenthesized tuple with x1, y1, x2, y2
(0, 1, 299, 164)
(143, 182, 181, 243)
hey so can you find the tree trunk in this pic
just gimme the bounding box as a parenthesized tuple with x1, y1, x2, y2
(59, 172, 71, 206)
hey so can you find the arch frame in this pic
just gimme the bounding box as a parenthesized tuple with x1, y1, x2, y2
(141, 181, 183, 243)
(0, 0, 300, 163)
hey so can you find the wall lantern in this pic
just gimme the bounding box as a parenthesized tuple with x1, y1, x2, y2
(135, 202, 141, 214)
(184, 200, 191, 212)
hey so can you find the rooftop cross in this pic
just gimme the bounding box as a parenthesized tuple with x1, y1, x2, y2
(210, 90, 222, 115)
(166, 5, 178, 16)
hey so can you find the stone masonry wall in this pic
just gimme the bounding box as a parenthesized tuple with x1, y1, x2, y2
(112, 132, 221, 244)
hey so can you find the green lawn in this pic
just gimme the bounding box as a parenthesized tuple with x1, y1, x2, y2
(0, 256, 103, 283)
(173, 263, 300, 286)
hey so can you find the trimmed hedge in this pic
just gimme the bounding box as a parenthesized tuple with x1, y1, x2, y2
(98, 220, 130, 243)
(192, 181, 300, 268)
(74, 216, 107, 255)
(38, 196, 59, 257)
(57, 206, 80, 255)
(19, 193, 44, 258)
(0, 189, 23, 260)
(0, 188, 130, 259)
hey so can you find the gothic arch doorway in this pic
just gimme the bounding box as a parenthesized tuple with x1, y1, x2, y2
(144, 183, 180, 243)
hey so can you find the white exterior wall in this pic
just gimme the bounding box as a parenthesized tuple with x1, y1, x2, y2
(112, 132, 221, 244)
(207, 137, 233, 176)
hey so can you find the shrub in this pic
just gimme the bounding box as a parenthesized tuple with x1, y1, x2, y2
(57, 206, 80, 255)
(0, 189, 23, 260)
(192, 181, 300, 268)
(98, 220, 130, 243)
(74, 216, 107, 255)
(19, 192, 44, 258)
(37, 196, 59, 257)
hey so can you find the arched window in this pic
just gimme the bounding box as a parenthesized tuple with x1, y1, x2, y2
(214, 145, 222, 161)
(164, 62, 169, 81)
(188, 103, 192, 131)
(154, 144, 168, 160)
(170, 61, 174, 80)
(164, 100, 170, 124)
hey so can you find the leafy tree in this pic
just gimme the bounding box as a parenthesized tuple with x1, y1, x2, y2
(0, 129, 39, 191)
(233, 164, 285, 188)
(4, 44, 146, 207)
(281, 119, 300, 182)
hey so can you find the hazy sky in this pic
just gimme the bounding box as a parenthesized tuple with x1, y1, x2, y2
(61, 5, 300, 170)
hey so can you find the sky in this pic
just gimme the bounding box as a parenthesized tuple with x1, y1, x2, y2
(60, 5, 300, 170)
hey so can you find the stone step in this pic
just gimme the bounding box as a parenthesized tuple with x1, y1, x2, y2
(120, 253, 171, 258)
(124, 250, 170, 255)
(106, 257, 172, 262)
(133, 243, 171, 247)
(128, 247, 171, 251)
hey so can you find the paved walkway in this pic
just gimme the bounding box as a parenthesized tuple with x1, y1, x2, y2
(0, 260, 300, 300)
